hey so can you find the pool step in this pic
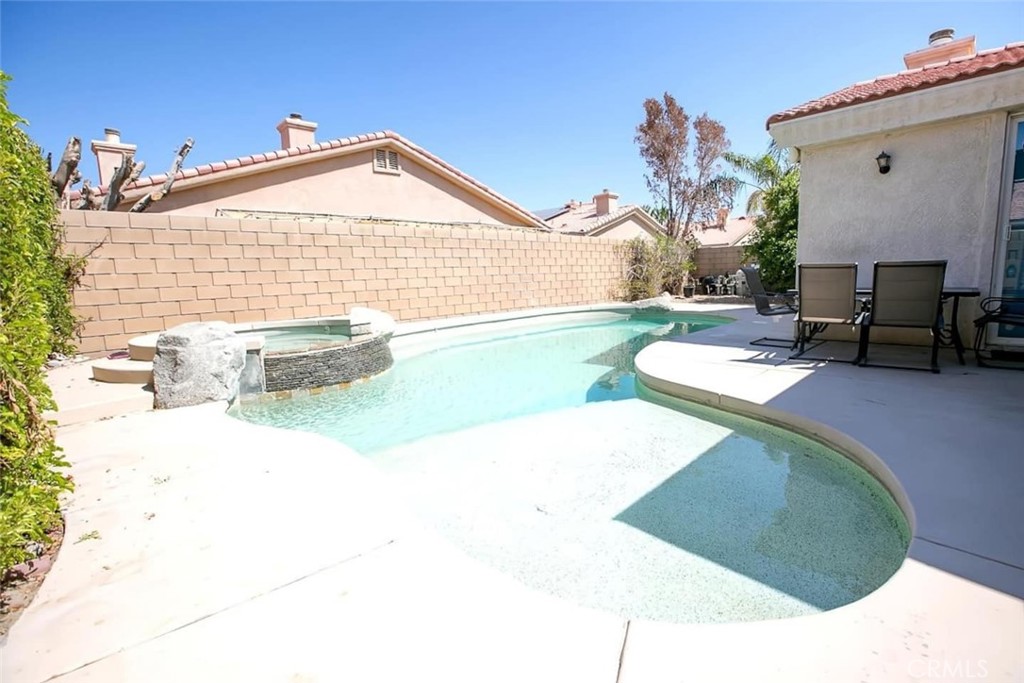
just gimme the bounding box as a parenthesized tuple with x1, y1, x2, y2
(128, 333, 160, 362)
(91, 358, 154, 385)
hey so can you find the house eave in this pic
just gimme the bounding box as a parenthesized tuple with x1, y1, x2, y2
(769, 68, 1024, 150)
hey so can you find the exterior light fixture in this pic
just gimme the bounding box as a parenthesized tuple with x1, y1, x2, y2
(876, 151, 892, 175)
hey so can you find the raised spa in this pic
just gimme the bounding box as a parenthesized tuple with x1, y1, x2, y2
(231, 310, 910, 623)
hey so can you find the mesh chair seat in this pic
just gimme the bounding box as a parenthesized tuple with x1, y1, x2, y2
(858, 260, 947, 373)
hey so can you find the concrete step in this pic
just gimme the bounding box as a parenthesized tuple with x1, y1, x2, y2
(128, 333, 160, 362)
(92, 358, 154, 385)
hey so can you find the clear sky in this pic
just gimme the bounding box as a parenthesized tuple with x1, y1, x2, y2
(2, 2, 1021, 214)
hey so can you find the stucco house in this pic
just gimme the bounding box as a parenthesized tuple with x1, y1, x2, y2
(85, 114, 547, 229)
(768, 29, 1024, 348)
(539, 190, 667, 239)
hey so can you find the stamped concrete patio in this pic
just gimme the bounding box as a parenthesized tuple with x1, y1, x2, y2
(2, 303, 1022, 682)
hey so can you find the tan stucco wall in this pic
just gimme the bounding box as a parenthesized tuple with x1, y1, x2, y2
(62, 210, 623, 355)
(124, 150, 531, 227)
(592, 217, 657, 240)
(797, 113, 1006, 292)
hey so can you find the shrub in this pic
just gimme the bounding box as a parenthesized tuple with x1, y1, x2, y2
(0, 72, 77, 574)
(744, 168, 799, 292)
(616, 235, 694, 301)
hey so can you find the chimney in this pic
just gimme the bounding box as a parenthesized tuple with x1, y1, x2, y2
(276, 112, 318, 149)
(90, 128, 137, 187)
(594, 189, 619, 216)
(903, 29, 976, 70)
(716, 207, 729, 226)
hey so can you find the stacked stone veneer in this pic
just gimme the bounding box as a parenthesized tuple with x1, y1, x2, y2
(263, 334, 393, 393)
(62, 210, 623, 355)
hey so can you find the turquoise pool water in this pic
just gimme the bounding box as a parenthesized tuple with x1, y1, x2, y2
(231, 311, 910, 622)
(235, 312, 725, 453)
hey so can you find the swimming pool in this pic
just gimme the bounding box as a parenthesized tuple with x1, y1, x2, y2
(231, 310, 910, 623)
(234, 311, 726, 452)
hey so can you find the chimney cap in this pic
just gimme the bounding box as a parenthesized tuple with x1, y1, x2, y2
(928, 28, 955, 45)
(289, 112, 303, 120)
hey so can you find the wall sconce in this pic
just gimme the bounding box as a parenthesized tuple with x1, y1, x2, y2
(875, 151, 892, 175)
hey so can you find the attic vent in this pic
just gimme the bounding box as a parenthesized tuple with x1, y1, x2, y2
(373, 149, 400, 174)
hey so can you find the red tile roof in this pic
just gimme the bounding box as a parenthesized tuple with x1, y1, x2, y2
(76, 130, 546, 228)
(767, 42, 1024, 128)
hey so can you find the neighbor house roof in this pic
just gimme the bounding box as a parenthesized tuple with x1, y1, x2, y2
(691, 216, 759, 247)
(75, 130, 548, 229)
(767, 42, 1024, 128)
(543, 201, 665, 237)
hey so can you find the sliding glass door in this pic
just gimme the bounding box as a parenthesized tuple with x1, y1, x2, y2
(992, 115, 1024, 346)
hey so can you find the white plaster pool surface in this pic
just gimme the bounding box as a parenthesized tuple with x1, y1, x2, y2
(376, 398, 909, 623)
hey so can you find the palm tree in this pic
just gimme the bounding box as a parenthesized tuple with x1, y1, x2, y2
(724, 142, 793, 215)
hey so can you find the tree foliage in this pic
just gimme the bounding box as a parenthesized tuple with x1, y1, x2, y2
(723, 141, 789, 215)
(0, 72, 77, 574)
(635, 93, 736, 239)
(744, 167, 800, 292)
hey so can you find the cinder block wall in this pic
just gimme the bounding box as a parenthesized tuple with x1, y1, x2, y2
(61, 210, 623, 354)
(694, 245, 747, 278)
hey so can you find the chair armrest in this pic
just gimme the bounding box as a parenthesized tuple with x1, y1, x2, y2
(974, 297, 1024, 325)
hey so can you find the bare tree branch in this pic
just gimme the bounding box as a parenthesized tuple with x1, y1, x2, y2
(73, 179, 102, 210)
(130, 137, 194, 213)
(100, 154, 141, 211)
(50, 136, 82, 199)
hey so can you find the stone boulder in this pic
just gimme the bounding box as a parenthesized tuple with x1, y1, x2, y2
(153, 322, 246, 409)
(632, 292, 675, 311)
(349, 306, 397, 340)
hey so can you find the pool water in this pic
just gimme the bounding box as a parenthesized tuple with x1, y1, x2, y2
(231, 311, 911, 623)
(240, 325, 351, 354)
(235, 313, 723, 452)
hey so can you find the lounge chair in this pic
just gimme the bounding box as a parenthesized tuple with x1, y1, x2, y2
(857, 260, 947, 373)
(742, 266, 798, 349)
(973, 296, 1024, 369)
(791, 263, 863, 361)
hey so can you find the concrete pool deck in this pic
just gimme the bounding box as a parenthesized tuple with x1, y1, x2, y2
(3, 303, 1022, 682)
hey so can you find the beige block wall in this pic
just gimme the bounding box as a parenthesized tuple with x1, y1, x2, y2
(695, 246, 747, 278)
(62, 210, 623, 355)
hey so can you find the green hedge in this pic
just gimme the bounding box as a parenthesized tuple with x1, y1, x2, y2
(0, 72, 78, 574)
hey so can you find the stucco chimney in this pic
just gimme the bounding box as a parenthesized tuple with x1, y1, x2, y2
(903, 29, 976, 70)
(716, 207, 729, 226)
(594, 189, 619, 216)
(276, 113, 318, 149)
(90, 128, 137, 188)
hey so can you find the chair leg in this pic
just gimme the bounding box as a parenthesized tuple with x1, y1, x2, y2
(856, 323, 870, 366)
(974, 322, 990, 367)
(930, 327, 941, 373)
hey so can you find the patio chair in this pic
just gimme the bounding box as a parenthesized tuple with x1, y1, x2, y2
(791, 263, 863, 361)
(857, 260, 947, 373)
(973, 296, 1024, 369)
(742, 266, 798, 349)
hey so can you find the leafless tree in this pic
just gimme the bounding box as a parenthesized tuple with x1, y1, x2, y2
(635, 92, 736, 239)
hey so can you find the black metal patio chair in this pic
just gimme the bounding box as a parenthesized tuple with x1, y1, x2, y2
(973, 296, 1024, 369)
(742, 266, 798, 349)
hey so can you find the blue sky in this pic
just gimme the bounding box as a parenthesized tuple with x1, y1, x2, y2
(2, 2, 1021, 213)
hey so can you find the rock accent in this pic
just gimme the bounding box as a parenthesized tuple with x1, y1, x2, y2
(632, 292, 675, 311)
(153, 322, 246, 409)
(349, 307, 397, 340)
(264, 334, 393, 393)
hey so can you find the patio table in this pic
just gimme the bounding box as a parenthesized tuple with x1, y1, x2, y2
(786, 286, 981, 364)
